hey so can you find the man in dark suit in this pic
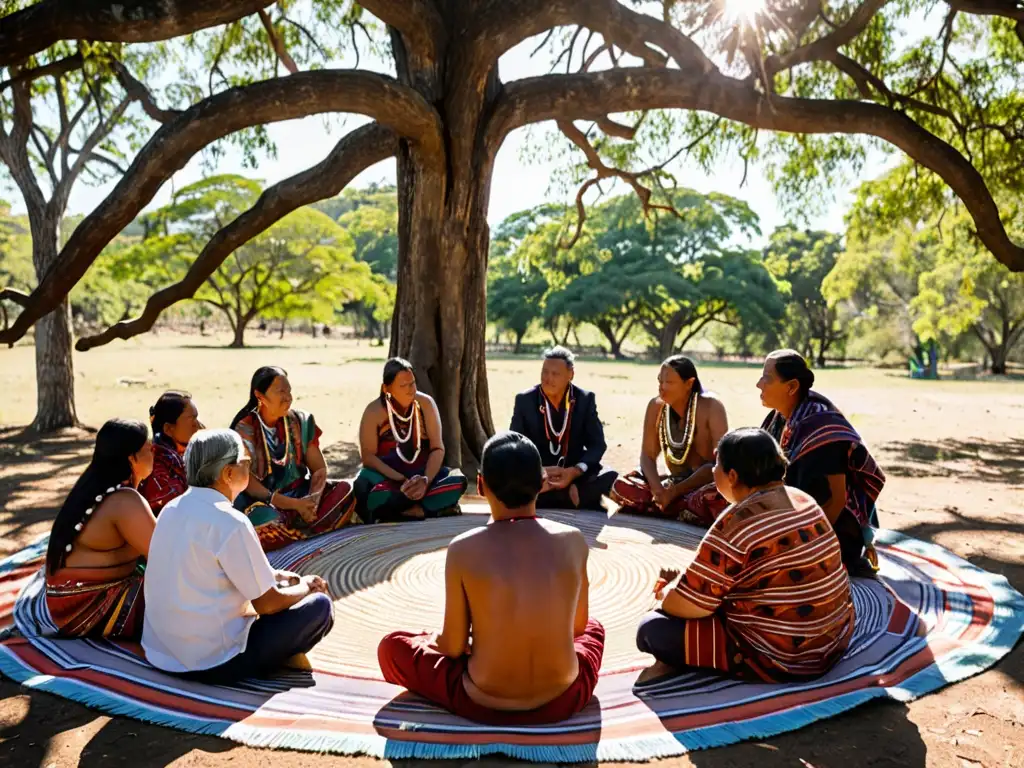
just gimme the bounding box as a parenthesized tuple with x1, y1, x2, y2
(509, 346, 618, 511)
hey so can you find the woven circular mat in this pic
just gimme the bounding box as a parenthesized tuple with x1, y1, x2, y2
(295, 505, 703, 678)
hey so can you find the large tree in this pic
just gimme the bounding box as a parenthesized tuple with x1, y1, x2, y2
(2, 0, 1023, 467)
(764, 226, 845, 366)
(124, 174, 374, 347)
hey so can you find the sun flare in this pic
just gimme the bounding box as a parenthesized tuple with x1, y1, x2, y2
(723, 0, 767, 24)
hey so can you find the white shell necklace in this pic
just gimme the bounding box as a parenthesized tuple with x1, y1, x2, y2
(541, 387, 572, 457)
(386, 395, 422, 465)
(66, 484, 125, 555)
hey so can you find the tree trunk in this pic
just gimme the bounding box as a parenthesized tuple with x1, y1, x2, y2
(991, 345, 1008, 375)
(279, 318, 286, 339)
(595, 321, 624, 359)
(30, 216, 77, 432)
(230, 319, 246, 348)
(389, 141, 494, 474)
(513, 330, 523, 355)
(387, 32, 500, 475)
(32, 297, 78, 431)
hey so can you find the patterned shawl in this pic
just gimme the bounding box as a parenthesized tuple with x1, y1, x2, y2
(234, 409, 320, 493)
(761, 391, 885, 529)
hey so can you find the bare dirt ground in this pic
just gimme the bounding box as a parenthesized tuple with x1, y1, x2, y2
(1, 336, 1022, 767)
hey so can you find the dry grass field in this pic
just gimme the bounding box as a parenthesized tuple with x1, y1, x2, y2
(1, 333, 1022, 768)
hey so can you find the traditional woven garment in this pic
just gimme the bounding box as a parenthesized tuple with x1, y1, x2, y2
(672, 485, 856, 681)
(762, 391, 886, 566)
(45, 563, 145, 639)
(234, 409, 360, 551)
(353, 399, 467, 522)
(138, 435, 187, 516)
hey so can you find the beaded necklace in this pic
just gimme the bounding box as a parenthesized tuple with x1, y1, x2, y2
(386, 395, 423, 465)
(64, 484, 126, 557)
(539, 386, 574, 460)
(257, 411, 291, 470)
(659, 389, 699, 473)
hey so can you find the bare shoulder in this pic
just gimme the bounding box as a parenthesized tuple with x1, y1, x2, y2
(644, 397, 663, 419)
(539, 519, 586, 548)
(449, 526, 486, 552)
(361, 399, 385, 421)
(416, 391, 438, 412)
(699, 391, 727, 415)
(105, 487, 151, 517)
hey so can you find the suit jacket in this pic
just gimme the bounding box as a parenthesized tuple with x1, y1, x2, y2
(509, 384, 607, 477)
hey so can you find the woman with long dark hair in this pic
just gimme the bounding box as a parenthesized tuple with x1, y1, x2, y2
(231, 366, 359, 551)
(609, 355, 729, 525)
(635, 428, 854, 683)
(138, 391, 204, 515)
(45, 419, 156, 639)
(353, 358, 467, 521)
(757, 349, 885, 574)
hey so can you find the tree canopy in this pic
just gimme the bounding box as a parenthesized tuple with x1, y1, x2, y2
(2, 0, 1022, 460)
(113, 173, 375, 347)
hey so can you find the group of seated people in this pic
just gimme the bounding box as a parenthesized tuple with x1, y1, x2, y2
(38, 346, 885, 725)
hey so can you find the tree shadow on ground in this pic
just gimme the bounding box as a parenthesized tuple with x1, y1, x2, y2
(690, 701, 926, 768)
(0, 427, 95, 551)
(0, 683, 233, 767)
(320, 439, 363, 478)
(877, 436, 1024, 485)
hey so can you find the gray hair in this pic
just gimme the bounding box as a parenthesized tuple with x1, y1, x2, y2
(543, 345, 575, 368)
(185, 429, 246, 488)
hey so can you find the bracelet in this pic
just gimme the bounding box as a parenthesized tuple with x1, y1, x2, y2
(268, 490, 278, 507)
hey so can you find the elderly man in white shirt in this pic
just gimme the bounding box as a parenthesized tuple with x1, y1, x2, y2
(143, 429, 333, 682)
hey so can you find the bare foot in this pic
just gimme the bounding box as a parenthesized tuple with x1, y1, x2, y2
(635, 660, 678, 685)
(402, 504, 425, 520)
(283, 653, 312, 671)
(568, 483, 581, 508)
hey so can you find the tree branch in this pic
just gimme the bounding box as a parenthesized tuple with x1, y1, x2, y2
(557, 119, 676, 246)
(0, 52, 84, 92)
(110, 60, 181, 123)
(491, 67, 1024, 271)
(258, 9, 299, 74)
(765, 0, 893, 77)
(358, 0, 446, 62)
(0, 71, 441, 345)
(0, 0, 277, 67)
(76, 123, 397, 351)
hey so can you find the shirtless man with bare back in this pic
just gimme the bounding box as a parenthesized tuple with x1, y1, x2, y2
(377, 431, 604, 725)
(609, 355, 730, 527)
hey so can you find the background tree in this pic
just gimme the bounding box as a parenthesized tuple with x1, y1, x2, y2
(316, 184, 399, 341)
(2, 0, 1023, 466)
(0, 41, 162, 429)
(764, 227, 845, 366)
(486, 265, 549, 353)
(910, 202, 1024, 374)
(123, 174, 374, 347)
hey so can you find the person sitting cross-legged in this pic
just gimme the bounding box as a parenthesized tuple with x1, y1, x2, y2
(509, 346, 618, 511)
(635, 427, 855, 684)
(609, 355, 729, 526)
(231, 366, 360, 551)
(353, 357, 467, 522)
(377, 431, 604, 725)
(143, 429, 334, 683)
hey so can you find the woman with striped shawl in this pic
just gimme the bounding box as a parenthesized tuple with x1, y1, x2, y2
(756, 350, 886, 574)
(44, 419, 156, 639)
(231, 367, 360, 551)
(354, 358, 467, 522)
